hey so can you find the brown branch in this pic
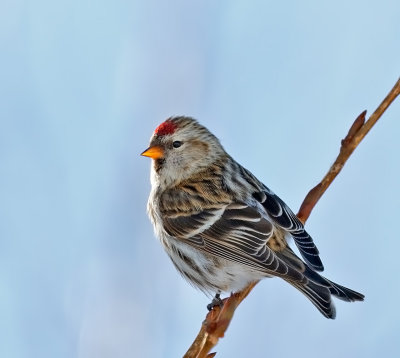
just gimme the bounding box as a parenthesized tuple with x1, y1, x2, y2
(183, 282, 257, 358)
(298, 77, 400, 223)
(183, 77, 400, 358)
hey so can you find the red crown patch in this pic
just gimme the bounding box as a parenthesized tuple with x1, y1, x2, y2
(154, 121, 177, 136)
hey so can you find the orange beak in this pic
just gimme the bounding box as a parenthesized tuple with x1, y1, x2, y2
(141, 145, 164, 159)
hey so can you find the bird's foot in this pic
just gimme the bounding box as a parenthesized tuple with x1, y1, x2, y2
(207, 293, 223, 311)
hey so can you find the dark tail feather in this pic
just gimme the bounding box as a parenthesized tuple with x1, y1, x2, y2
(278, 247, 364, 318)
(288, 266, 364, 319)
(304, 266, 364, 302)
(302, 265, 365, 302)
(328, 280, 365, 302)
(290, 280, 337, 319)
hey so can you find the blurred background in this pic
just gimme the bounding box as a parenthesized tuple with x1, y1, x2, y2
(1, 1, 399, 357)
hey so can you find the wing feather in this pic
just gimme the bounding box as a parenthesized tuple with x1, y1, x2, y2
(253, 189, 324, 271)
(162, 202, 306, 282)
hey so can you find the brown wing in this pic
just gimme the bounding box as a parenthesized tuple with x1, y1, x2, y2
(162, 201, 307, 283)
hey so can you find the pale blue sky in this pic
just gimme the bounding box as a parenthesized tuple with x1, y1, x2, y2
(1, 1, 399, 357)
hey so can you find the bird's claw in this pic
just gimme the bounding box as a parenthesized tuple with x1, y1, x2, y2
(207, 293, 223, 311)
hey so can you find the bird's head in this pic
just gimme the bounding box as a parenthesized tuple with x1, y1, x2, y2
(142, 116, 226, 187)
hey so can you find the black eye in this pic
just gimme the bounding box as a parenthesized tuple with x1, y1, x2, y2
(172, 141, 182, 148)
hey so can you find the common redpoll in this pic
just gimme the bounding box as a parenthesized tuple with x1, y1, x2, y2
(142, 116, 364, 318)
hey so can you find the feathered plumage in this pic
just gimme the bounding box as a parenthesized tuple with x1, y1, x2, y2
(142, 116, 364, 319)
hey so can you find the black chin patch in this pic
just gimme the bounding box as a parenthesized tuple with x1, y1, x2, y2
(154, 158, 165, 173)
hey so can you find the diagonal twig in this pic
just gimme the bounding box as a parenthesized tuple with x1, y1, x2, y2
(298, 77, 400, 223)
(183, 77, 400, 358)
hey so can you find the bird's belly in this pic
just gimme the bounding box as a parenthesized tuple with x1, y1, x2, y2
(162, 237, 266, 294)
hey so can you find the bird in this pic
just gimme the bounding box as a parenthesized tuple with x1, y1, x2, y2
(141, 116, 364, 319)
